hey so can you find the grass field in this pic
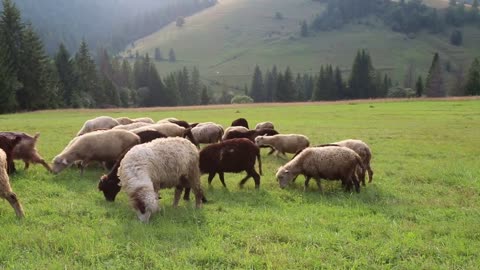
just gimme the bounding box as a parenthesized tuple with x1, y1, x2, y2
(1, 99, 480, 269)
(125, 0, 480, 96)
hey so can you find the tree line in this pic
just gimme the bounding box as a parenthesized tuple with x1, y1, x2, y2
(308, 0, 479, 35)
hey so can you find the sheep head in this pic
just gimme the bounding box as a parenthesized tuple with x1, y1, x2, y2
(276, 166, 297, 188)
(98, 175, 121, 202)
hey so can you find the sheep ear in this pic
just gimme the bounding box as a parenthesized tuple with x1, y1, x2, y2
(62, 158, 68, 165)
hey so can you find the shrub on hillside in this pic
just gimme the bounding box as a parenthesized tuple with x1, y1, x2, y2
(231, 95, 254, 104)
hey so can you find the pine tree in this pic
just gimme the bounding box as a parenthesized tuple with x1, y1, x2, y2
(0, 0, 24, 75)
(250, 65, 264, 102)
(348, 49, 376, 99)
(169, 48, 176, 62)
(201, 86, 210, 105)
(146, 63, 166, 107)
(334, 67, 345, 99)
(0, 45, 17, 112)
(276, 67, 294, 102)
(120, 59, 133, 88)
(154, 48, 163, 61)
(264, 70, 274, 102)
(425, 53, 446, 97)
(190, 66, 201, 105)
(313, 66, 327, 100)
(16, 24, 51, 110)
(465, 58, 480, 95)
(415, 76, 424, 97)
(295, 73, 304, 101)
(74, 39, 100, 107)
(55, 43, 76, 106)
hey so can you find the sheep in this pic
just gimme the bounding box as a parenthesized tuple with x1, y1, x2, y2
(0, 149, 24, 218)
(199, 138, 262, 189)
(223, 128, 278, 142)
(52, 129, 140, 175)
(168, 119, 191, 129)
(191, 123, 224, 144)
(76, 116, 120, 136)
(231, 118, 249, 129)
(157, 117, 179, 124)
(132, 117, 154, 124)
(98, 130, 167, 201)
(0, 132, 51, 173)
(116, 117, 134, 125)
(276, 146, 364, 193)
(222, 126, 249, 140)
(112, 122, 151, 131)
(130, 123, 198, 147)
(0, 135, 21, 174)
(255, 134, 310, 157)
(117, 137, 204, 222)
(327, 139, 373, 185)
(255, 121, 275, 130)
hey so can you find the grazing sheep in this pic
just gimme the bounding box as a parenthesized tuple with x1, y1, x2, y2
(255, 134, 309, 157)
(118, 137, 204, 222)
(131, 123, 198, 147)
(116, 117, 134, 125)
(52, 129, 140, 175)
(222, 126, 249, 140)
(98, 130, 167, 201)
(0, 149, 24, 218)
(0, 135, 21, 174)
(112, 122, 151, 131)
(255, 121, 275, 130)
(327, 139, 373, 185)
(191, 123, 224, 144)
(199, 138, 262, 189)
(276, 146, 363, 192)
(231, 118, 249, 129)
(0, 132, 51, 173)
(132, 117, 154, 124)
(157, 117, 179, 124)
(168, 119, 191, 129)
(223, 128, 278, 142)
(76, 116, 120, 136)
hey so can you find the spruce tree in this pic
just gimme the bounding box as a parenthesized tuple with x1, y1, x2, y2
(250, 65, 264, 102)
(314, 66, 327, 101)
(334, 67, 345, 99)
(55, 43, 76, 106)
(465, 58, 480, 95)
(190, 66, 201, 105)
(425, 53, 446, 97)
(0, 46, 17, 112)
(415, 76, 424, 97)
(348, 49, 376, 99)
(264, 70, 274, 102)
(169, 48, 176, 62)
(0, 0, 23, 75)
(120, 59, 133, 88)
(74, 39, 100, 107)
(201, 86, 210, 105)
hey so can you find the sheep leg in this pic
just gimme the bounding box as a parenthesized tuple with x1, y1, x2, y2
(31, 155, 52, 172)
(219, 172, 227, 188)
(357, 167, 366, 186)
(207, 172, 216, 185)
(367, 165, 374, 183)
(314, 179, 322, 192)
(5, 192, 24, 218)
(267, 147, 275, 155)
(24, 161, 30, 170)
(7, 160, 16, 174)
(352, 174, 361, 193)
(183, 188, 191, 201)
(304, 176, 311, 192)
(173, 186, 183, 208)
(193, 187, 204, 208)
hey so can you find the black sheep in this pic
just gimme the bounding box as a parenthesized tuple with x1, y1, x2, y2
(223, 128, 279, 141)
(231, 118, 249, 129)
(168, 119, 191, 129)
(199, 138, 262, 189)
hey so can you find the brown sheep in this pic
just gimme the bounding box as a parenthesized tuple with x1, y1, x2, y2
(231, 118, 249, 129)
(0, 132, 51, 173)
(199, 138, 262, 189)
(0, 149, 24, 218)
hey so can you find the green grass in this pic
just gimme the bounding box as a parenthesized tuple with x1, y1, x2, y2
(125, 0, 480, 96)
(1, 99, 480, 269)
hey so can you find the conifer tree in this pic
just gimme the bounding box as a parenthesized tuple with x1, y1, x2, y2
(169, 48, 176, 62)
(0, 46, 17, 112)
(250, 65, 264, 102)
(465, 58, 480, 95)
(55, 43, 76, 106)
(190, 66, 201, 105)
(201, 86, 210, 105)
(425, 53, 446, 97)
(74, 39, 100, 107)
(415, 76, 424, 97)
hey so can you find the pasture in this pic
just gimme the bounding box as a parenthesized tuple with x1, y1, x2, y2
(0, 99, 479, 269)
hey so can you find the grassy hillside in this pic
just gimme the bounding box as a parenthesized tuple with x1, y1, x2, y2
(0, 99, 479, 268)
(126, 0, 480, 96)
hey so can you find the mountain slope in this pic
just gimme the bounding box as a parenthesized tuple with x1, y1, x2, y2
(128, 0, 480, 95)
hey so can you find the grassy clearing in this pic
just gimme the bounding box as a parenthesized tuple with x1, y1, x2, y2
(127, 0, 480, 95)
(1, 99, 480, 269)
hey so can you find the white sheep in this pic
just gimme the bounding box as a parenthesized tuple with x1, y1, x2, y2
(0, 149, 24, 218)
(52, 129, 140, 175)
(255, 134, 309, 157)
(116, 117, 134, 125)
(330, 139, 373, 185)
(156, 117, 179, 124)
(112, 122, 151, 131)
(118, 137, 204, 222)
(222, 126, 249, 140)
(130, 123, 198, 147)
(191, 123, 224, 144)
(255, 121, 275, 130)
(76, 116, 120, 136)
(132, 117, 154, 124)
(276, 146, 364, 192)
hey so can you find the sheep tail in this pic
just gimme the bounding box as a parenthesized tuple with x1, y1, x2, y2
(355, 154, 365, 172)
(257, 150, 263, 175)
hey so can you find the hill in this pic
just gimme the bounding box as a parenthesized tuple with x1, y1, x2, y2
(126, 0, 480, 96)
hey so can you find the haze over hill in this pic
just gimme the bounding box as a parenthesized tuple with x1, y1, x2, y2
(128, 0, 480, 94)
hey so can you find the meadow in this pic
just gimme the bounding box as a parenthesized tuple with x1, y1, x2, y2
(0, 99, 479, 269)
